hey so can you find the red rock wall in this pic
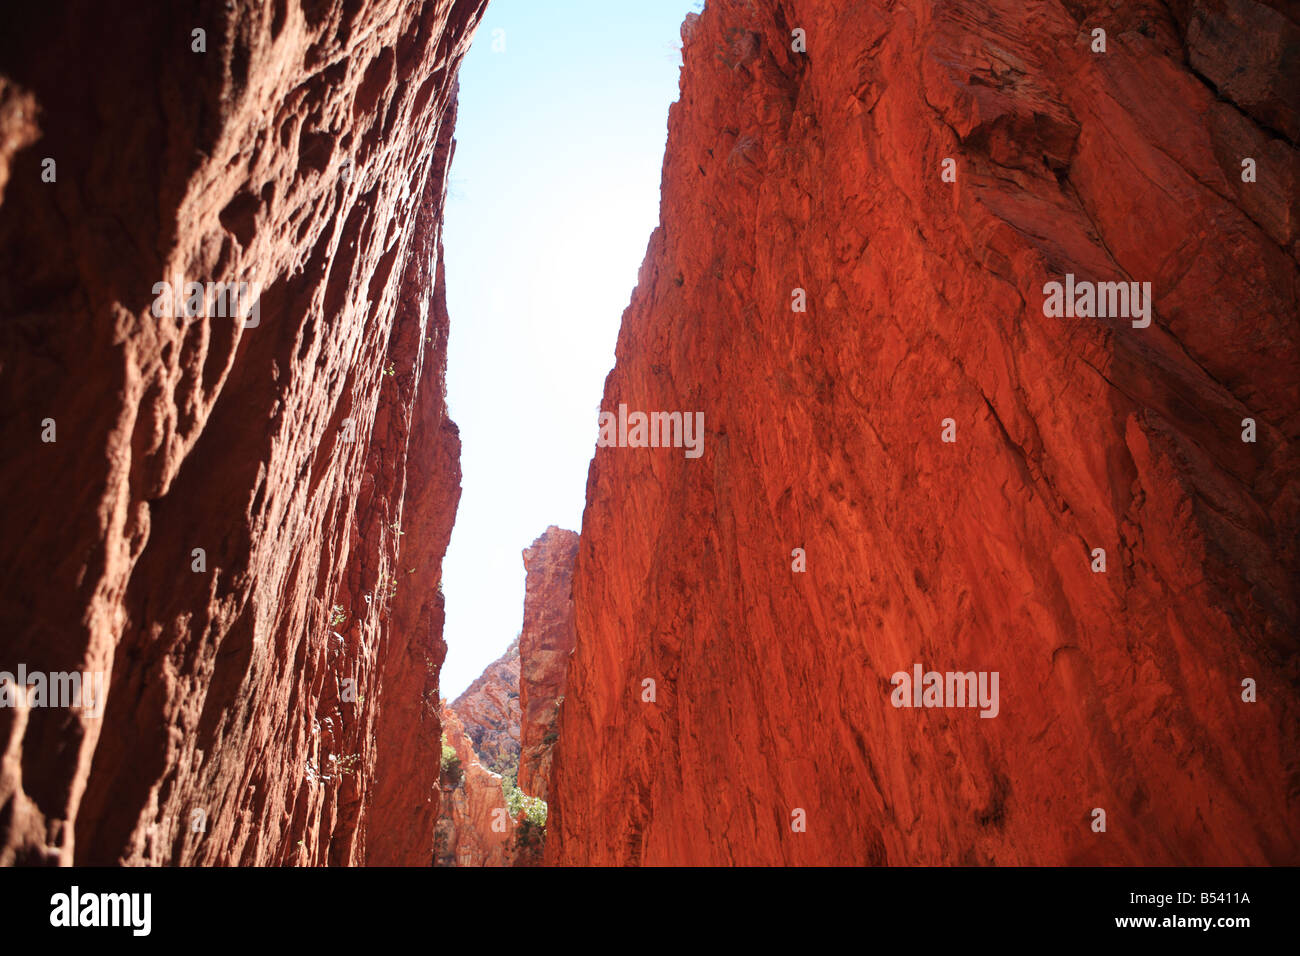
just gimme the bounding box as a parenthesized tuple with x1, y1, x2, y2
(436, 528, 575, 864)
(0, 0, 484, 865)
(549, 0, 1299, 865)
(433, 706, 512, 867)
(450, 639, 521, 776)
(518, 527, 579, 800)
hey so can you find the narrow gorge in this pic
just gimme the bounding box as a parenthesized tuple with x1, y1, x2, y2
(434, 527, 576, 866)
(1, 0, 1297, 872)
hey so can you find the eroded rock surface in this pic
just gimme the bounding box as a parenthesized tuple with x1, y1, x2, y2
(433, 705, 512, 867)
(0, 0, 485, 865)
(450, 640, 521, 776)
(549, 0, 1300, 865)
(518, 527, 579, 800)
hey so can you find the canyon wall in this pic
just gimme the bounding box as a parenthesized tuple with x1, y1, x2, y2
(549, 0, 1299, 865)
(450, 639, 521, 776)
(433, 704, 512, 866)
(436, 527, 576, 864)
(0, 0, 484, 865)
(518, 527, 579, 800)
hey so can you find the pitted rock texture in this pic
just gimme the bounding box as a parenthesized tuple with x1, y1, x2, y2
(0, 0, 484, 865)
(518, 527, 579, 800)
(450, 639, 521, 776)
(549, 0, 1300, 865)
(433, 705, 511, 867)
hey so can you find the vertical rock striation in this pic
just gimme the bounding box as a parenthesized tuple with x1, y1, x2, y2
(549, 0, 1299, 865)
(519, 526, 579, 800)
(0, 0, 485, 865)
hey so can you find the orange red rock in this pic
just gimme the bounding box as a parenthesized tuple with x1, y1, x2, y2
(436, 528, 576, 864)
(434, 706, 512, 867)
(450, 640, 521, 776)
(548, 0, 1299, 865)
(518, 527, 580, 800)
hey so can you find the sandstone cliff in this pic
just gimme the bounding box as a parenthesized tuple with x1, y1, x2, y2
(0, 0, 484, 865)
(549, 0, 1300, 865)
(433, 705, 512, 867)
(518, 527, 579, 800)
(450, 639, 521, 776)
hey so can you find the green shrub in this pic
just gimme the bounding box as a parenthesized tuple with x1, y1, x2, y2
(440, 734, 462, 783)
(331, 753, 361, 775)
(501, 775, 547, 828)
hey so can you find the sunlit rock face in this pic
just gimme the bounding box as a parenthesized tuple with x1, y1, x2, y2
(450, 640, 521, 777)
(0, 0, 485, 865)
(519, 527, 579, 801)
(433, 705, 512, 867)
(548, 0, 1299, 866)
(438, 524, 578, 865)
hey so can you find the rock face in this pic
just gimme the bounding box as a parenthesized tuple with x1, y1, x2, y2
(433, 705, 511, 867)
(549, 0, 1299, 865)
(518, 527, 579, 800)
(450, 640, 521, 776)
(435, 528, 577, 865)
(0, 0, 485, 865)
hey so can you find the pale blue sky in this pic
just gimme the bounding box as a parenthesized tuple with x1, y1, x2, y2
(440, 0, 697, 696)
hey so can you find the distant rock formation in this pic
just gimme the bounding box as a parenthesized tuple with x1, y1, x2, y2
(518, 527, 580, 800)
(433, 706, 512, 867)
(436, 527, 576, 864)
(450, 640, 521, 777)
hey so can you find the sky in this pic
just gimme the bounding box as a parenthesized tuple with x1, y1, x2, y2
(439, 0, 698, 697)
